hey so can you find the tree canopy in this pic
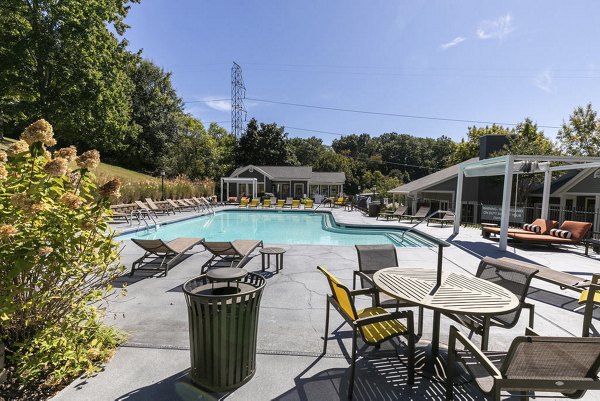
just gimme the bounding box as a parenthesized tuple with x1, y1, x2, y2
(557, 103, 600, 157)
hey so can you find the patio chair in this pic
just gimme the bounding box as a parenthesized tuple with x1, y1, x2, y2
(317, 266, 415, 400)
(354, 245, 424, 336)
(284, 197, 293, 208)
(482, 218, 558, 238)
(579, 273, 600, 337)
(447, 325, 600, 401)
(377, 205, 408, 221)
(401, 206, 431, 223)
(109, 205, 131, 223)
(304, 199, 314, 209)
(134, 200, 156, 218)
(333, 197, 345, 207)
(508, 220, 592, 247)
(276, 199, 285, 208)
(239, 198, 249, 208)
(165, 198, 187, 212)
(291, 199, 300, 209)
(443, 257, 538, 350)
(426, 210, 455, 227)
(130, 237, 204, 276)
(145, 198, 174, 215)
(201, 240, 264, 272)
(262, 199, 272, 208)
(248, 199, 260, 208)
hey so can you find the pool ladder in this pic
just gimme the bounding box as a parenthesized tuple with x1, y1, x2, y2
(130, 209, 159, 233)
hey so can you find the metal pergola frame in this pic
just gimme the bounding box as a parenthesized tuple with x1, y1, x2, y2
(220, 177, 258, 201)
(453, 155, 600, 251)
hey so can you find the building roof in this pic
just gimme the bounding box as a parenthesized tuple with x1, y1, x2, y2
(230, 165, 345, 183)
(389, 157, 478, 195)
(528, 169, 580, 195)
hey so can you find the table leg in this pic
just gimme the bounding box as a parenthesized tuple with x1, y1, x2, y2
(261, 253, 266, 272)
(280, 254, 284, 270)
(275, 255, 280, 273)
(432, 310, 440, 356)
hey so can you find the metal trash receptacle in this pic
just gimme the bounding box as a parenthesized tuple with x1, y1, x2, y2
(183, 272, 266, 391)
(368, 202, 381, 217)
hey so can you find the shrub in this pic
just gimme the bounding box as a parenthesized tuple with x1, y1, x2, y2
(0, 120, 125, 389)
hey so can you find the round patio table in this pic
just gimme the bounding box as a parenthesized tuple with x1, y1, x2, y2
(373, 267, 519, 380)
(206, 267, 248, 295)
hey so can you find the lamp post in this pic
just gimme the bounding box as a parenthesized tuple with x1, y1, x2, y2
(161, 170, 166, 200)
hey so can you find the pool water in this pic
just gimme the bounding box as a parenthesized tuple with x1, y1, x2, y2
(118, 210, 434, 247)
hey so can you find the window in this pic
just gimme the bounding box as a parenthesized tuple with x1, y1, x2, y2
(257, 183, 265, 195)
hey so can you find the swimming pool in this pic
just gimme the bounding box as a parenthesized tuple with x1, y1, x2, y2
(118, 210, 435, 247)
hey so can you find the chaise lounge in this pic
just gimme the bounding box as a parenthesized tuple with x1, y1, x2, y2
(509, 220, 592, 246)
(130, 237, 204, 276)
(377, 205, 408, 221)
(482, 218, 558, 238)
(201, 239, 264, 272)
(400, 206, 431, 223)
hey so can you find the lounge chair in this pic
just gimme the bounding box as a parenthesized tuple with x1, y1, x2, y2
(426, 210, 455, 227)
(304, 199, 313, 209)
(276, 199, 285, 208)
(134, 200, 156, 218)
(400, 206, 431, 223)
(318, 266, 415, 400)
(284, 197, 293, 208)
(109, 205, 131, 223)
(354, 244, 424, 336)
(227, 196, 238, 204)
(239, 198, 249, 208)
(262, 199, 272, 208)
(130, 237, 204, 276)
(168, 199, 196, 212)
(333, 197, 345, 207)
(447, 325, 600, 401)
(201, 239, 264, 272)
(508, 220, 592, 246)
(145, 198, 174, 215)
(248, 199, 260, 208)
(443, 257, 538, 350)
(377, 205, 408, 221)
(482, 218, 558, 238)
(291, 199, 300, 209)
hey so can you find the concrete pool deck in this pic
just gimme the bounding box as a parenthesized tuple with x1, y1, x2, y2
(52, 206, 600, 401)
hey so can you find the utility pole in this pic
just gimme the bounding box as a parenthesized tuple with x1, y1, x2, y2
(231, 62, 247, 139)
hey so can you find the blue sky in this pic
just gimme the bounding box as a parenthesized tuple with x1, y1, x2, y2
(124, 1, 600, 144)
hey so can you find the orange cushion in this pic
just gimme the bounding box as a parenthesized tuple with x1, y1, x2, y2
(559, 221, 592, 241)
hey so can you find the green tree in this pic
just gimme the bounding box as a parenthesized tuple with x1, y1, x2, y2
(167, 115, 217, 179)
(287, 136, 327, 166)
(449, 124, 511, 164)
(236, 118, 294, 166)
(128, 57, 184, 173)
(0, 0, 140, 161)
(557, 103, 600, 157)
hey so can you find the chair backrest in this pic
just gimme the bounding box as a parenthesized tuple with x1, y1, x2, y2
(476, 257, 538, 328)
(355, 245, 398, 273)
(305, 199, 313, 208)
(131, 238, 171, 254)
(414, 206, 430, 217)
(263, 199, 271, 207)
(317, 266, 357, 320)
(393, 206, 408, 216)
(202, 241, 237, 256)
(285, 197, 293, 204)
(501, 335, 600, 396)
(277, 199, 285, 207)
(270, 196, 277, 204)
(135, 200, 148, 209)
(145, 198, 159, 210)
(240, 199, 248, 206)
(528, 218, 558, 235)
(559, 220, 593, 241)
(250, 199, 259, 206)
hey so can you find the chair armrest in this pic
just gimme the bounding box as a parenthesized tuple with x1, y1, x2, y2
(353, 271, 375, 289)
(525, 326, 540, 336)
(523, 302, 535, 329)
(354, 310, 413, 327)
(448, 326, 502, 379)
(349, 288, 378, 297)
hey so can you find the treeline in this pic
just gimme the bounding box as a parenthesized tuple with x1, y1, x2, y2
(2, 1, 600, 196)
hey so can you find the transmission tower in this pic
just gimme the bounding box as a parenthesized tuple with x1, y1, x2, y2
(231, 62, 247, 139)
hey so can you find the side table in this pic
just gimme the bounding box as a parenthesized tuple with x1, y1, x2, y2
(206, 267, 248, 295)
(260, 247, 285, 273)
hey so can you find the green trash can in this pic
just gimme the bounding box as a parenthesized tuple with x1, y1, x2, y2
(183, 273, 266, 392)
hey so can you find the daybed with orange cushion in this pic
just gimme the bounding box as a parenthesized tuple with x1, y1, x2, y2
(509, 220, 592, 245)
(482, 218, 558, 237)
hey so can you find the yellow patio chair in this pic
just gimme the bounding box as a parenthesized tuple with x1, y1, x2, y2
(239, 198, 249, 208)
(317, 266, 414, 400)
(262, 199, 271, 208)
(248, 199, 259, 208)
(579, 273, 600, 337)
(291, 199, 300, 209)
(304, 199, 313, 209)
(276, 199, 285, 208)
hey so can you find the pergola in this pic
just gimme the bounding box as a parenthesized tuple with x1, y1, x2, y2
(220, 177, 258, 201)
(453, 155, 600, 251)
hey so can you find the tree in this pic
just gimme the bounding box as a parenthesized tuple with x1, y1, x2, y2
(287, 136, 327, 166)
(167, 115, 216, 179)
(236, 118, 294, 166)
(127, 57, 184, 173)
(557, 103, 600, 157)
(0, 0, 140, 161)
(449, 124, 511, 165)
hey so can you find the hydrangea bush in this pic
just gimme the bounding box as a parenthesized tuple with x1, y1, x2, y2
(0, 120, 125, 387)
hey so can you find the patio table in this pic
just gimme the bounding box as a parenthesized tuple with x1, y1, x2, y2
(373, 267, 519, 359)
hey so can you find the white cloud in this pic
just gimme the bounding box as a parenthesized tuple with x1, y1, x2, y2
(477, 14, 515, 40)
(440, 36, 466, 50)
(534, 69, 556, 93)
(205, 99, 231, 112)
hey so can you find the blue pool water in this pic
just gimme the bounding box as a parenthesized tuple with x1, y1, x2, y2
(118, 210, 434, 247)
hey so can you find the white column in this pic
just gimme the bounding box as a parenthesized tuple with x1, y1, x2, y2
(253, 178, 257, 198)
(220, 178, 224, 202)
(453, 165, 464, 235)
(541, 170, 552, 219)
(499, 156, 514, 251)
(559, 196, 566, 222)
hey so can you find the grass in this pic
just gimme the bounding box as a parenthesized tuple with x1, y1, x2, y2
(1, 137, 214, 202)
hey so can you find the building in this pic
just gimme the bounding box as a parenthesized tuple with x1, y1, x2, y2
(221, 165, 346, 201)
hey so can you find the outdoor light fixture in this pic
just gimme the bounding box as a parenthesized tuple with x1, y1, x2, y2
(161, 170, 166, 200)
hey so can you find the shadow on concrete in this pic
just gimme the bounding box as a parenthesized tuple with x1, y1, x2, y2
(271, 354, 486, 401)
(114, 369, 226, 401)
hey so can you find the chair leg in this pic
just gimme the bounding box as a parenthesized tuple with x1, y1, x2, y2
(446, 334, 456, 400)
(417, 306, 424, 338)
(323, 298, 330, 355)
(348, 329, 358, 400)
(407, 314, 415, 385)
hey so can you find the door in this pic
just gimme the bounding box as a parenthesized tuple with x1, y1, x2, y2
(294, 183, 304, 199)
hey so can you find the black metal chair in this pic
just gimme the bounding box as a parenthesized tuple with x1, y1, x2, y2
(443, 257, 538, 350)
(318, 266, 415, 400)
(447, 325, 600, 400)
(354, 244, 424, 336)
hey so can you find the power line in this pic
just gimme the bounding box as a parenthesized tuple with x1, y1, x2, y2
(245, 97, 561, 129)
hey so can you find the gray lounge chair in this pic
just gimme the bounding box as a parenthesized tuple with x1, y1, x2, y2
(426, 210, 454, 227)
(377, 205, 408, 221)
(443, 257, 538, 350)
(145, 198, 174, 215)
(354, 244, 424, 336)
(447, 325, 600, 401)
(401, 206, 431, 223)
(201, 240, 264, 272)
(130, 237, 204, 276)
